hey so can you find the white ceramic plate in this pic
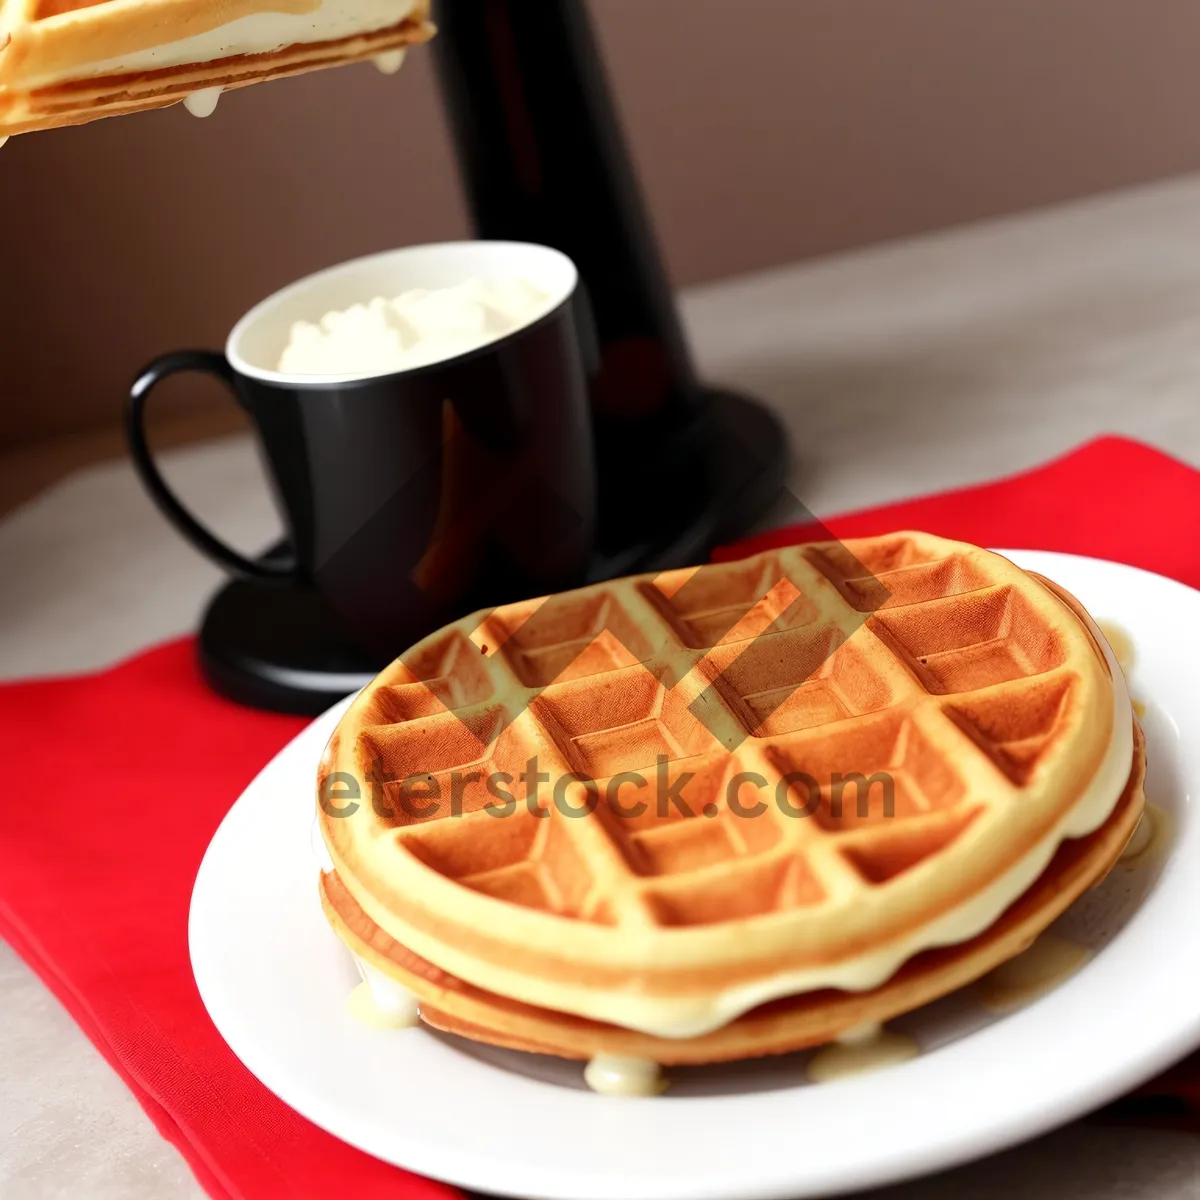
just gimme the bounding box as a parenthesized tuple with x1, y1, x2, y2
(190, 551, 1200, 1200)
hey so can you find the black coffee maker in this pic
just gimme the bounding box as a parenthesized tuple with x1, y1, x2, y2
(200, 0, 790, 713)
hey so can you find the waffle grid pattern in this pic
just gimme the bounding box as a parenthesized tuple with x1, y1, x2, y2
(341, 534, 1082, 931)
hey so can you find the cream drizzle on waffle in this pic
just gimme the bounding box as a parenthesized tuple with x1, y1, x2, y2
(321, 534, 1135, 1040)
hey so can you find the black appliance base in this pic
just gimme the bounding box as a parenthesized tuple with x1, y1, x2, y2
(198, 389, 791, 715)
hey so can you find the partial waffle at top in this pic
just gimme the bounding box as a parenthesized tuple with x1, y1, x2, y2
(0, 0, 433, 135)
(320, 532, 1132, 1038)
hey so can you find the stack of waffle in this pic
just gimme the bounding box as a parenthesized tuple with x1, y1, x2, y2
(0, 0, 433, 136)
(316, 532, 1144, 1086)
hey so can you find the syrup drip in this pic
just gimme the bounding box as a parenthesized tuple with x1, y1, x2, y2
(583, 1054, 666, 1096)
(976, 933, 1090, 1012)
(345, 979, 420, 1029)
(1120, 803, 1170, 867)
(806, 1027, 919, 1083)
(1097, 621, 1135, 674)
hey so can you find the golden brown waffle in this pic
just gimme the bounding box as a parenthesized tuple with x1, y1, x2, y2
(320, 721, 1143, 1064)
(0, 0, 433, 136)
(319, 532, 1133, 1038)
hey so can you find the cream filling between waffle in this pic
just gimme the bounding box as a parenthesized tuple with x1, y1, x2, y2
(14, 0, 417, 88)
(352, 958, 420, 1028)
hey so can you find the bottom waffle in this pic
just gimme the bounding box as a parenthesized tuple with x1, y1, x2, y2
(319, 721, 1144, 1067)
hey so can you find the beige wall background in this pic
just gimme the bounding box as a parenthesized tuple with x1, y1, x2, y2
(5, 0, 1200, 458)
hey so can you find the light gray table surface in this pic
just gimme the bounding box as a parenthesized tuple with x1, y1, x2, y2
(5, 174, 1200, 1198)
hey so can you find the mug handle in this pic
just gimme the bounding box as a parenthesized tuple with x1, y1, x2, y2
(126, 351, 301, 583)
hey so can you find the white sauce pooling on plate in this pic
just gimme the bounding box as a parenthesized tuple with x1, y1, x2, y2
(1119, 803, 1169, 866)
(583, 1055, 666, 1096)
(1097, 621, 1135, 675)
(806, 1028, 919, 1083)
(348, 956, 421, 1028)
(346, 980, 419, 1029)
(183, 88, 222, 118)
(976, 933, 1091, 1012)
(1121, 809, 1155, 861)
(834, 1020, 883, 1046)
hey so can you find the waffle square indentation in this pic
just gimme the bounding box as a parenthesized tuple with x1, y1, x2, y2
(368, 629, 494, 721)
(532, 665, 717, 779)
(643, 558, 819, 649)
(943, 675, 1075, 785)
(597, 754, 784, 876)
(806, 535, 938, 585)
(872, 586, 1065, 695)
(404, 808, 611, 920)
(360, 705, 531, 827)
(841, 807, 981, 884)
(765, 712, 965, 831)
(839, 556, 994, 612)
(644, 857, 824, 925)
(707, 626, 900, 738)
(491, 592, 655, 687)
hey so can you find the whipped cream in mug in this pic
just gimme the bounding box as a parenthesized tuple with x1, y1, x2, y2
(277, 276, 554, 376)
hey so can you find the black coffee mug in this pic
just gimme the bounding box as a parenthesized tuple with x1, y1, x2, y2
(127, 241, 597, 657)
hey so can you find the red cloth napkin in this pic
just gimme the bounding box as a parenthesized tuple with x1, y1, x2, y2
(0, 435, 1197, 1199)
